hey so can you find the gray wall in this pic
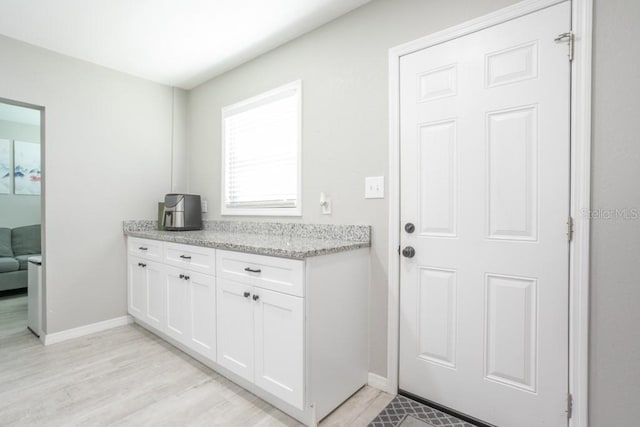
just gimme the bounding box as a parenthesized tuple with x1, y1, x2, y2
(590, 0, 640, 425)
(0, 34, 176, 333)
(0, 118, 41, 228)
(187, 0, 519, 376)
(171, 88, 189, 194)
(188, 0, 640, 423)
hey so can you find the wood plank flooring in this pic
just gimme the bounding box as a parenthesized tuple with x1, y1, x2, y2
(0, 292, 28, 339)
(0, 294, 393, 426)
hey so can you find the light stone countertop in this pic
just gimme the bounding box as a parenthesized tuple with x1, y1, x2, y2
(123, 221, 371, 259)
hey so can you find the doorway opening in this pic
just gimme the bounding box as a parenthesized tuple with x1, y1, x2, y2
(0, 98, 44, 341)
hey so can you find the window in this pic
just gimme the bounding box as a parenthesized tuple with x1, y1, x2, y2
(221, 80, 301, 216)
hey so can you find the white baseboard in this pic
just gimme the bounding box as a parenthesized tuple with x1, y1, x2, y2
(41, 315, 133, 345)
(368, 373, 392, 393)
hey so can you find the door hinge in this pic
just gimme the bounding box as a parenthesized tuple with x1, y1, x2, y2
(567, 393, 573, 419)
(567, 216, 574, 241)
(555, 32, 574, 61)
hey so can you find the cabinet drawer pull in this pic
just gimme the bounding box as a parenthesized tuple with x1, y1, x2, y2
(252, 294, 260, 301)
(179, 255, 192, 260)
(244, 267, 262, 273)
(138, 262, 147, 268)
(243, 291, 251, 298)
(138, 247, 148, 251)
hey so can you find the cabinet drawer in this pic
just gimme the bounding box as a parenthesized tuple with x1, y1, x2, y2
(164, 242, 215, 275)
(216, 250, 304, 297)
(128, 237, 163, 261)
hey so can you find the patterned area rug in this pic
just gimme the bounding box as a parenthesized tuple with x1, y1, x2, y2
(368, 395, 476, 427)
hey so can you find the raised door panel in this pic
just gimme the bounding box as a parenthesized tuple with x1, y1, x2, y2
(127, 256, 147, 320)
(485, 274, 538, 392)
(145, 261, 166, 331)
(165, 266, 190, 345)
(189, 272, 216, 360)
(487, 105, 538, 241)
(254, 288, 304, 410)
(417, 267, 457, 368)
(216, 278, 254, 382)
(418, 119, 457, 237)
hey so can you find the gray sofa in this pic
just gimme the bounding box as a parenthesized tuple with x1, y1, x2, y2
(0, 225, 41, 292)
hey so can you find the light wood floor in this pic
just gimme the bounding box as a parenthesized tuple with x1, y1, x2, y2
(0, 294, 393, 426)
(0, 292, 28, 339)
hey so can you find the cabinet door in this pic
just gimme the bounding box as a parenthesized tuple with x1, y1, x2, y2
(128, 256, 147, 320)
(188, 272, 216, 360)
(166, 266, 190, 345)
(216, 278, 254, 382)
(254, 288, 304, 409)
(145, 261, 166, 331)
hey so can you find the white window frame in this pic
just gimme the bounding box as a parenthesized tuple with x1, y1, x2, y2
(220, 80, 302, 217)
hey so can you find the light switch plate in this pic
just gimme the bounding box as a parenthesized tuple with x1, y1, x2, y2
(365, 176, 384, 199)
(202, 200, 208, 213)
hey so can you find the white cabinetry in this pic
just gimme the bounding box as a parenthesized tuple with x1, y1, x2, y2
(127, 241, 216, 360)
(127, 256, 165, 331)
(126, 236, 368, 426)
(217, 276, 304, 409)
(188, 271, 216, 359)
(165, 266, 190, 344)
(217, 278, 254, 381)
(253, 286, 304, 409)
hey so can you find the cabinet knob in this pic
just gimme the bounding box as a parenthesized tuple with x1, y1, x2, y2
(184, 275, 190, 281)
(243, 291, 251, 298)
(179, 274, 185, 279)
(252, 294, 260, 302)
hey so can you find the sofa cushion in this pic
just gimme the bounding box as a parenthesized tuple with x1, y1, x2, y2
(11, 225, 41, 256)
(0, 257, 19, 273)
(0, 228, 12, 257)
(15, 254, 40, 271)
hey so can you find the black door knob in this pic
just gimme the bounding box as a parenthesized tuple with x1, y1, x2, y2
(402, 246, 416, 258)
(405, 223, 415, 233)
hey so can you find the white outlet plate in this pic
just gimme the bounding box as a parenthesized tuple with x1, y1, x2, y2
(365, 176, 384, 199)
(202, 200, 208, 213)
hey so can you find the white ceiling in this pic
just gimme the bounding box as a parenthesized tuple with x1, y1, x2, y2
(0, 0, 370, 89)
(0, 103, 40, 126)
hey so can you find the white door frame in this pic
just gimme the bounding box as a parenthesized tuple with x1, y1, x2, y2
(386, 0, 592, 426)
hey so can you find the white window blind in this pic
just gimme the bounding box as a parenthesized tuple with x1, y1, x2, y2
(222, 81, 301, 215)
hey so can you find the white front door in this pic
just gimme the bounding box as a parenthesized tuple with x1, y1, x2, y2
(399, 3, 571, 426)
